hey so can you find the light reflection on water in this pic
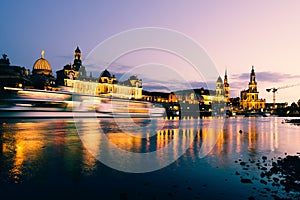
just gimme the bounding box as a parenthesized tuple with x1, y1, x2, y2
(0, 117, 299, 199)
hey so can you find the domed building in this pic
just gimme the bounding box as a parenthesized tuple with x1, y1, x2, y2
(216, 76, 224, 97)
(99, 69, 116, 84)
(31, 50, 55, 90)
(32, 50, 52, 76)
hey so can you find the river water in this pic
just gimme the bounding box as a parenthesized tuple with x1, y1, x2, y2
(0, 116, 299, 199)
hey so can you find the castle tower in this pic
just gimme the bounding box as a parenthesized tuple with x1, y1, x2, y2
(240, 66, 265, 111)
(223, 69, 230, 102)
(73, 46, 82, 70)
(216, 76, 224, 96)
(248, 65, 257, 93)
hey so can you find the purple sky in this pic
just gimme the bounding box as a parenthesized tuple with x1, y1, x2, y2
(1, 0, 300, 104)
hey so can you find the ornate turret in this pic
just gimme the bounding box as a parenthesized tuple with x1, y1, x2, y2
(216, 76, 224, 96)
(250, 65, 256, 84)
(240, 65, 265, 111)
(73, 46, 82, 70)
(0, 54, 10, 66)
(248, 65, 257, 92)
(224, 69, 230, 102)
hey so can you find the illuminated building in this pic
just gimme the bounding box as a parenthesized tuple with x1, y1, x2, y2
(142, 91, 177, 103)
(0, 54, 31, 89)
(174, 88, 213, 105)
(224, 69, 230, 102)
(213, 76, 225, 102)
(63, 69, 143, 99)
(32, 50, 52, 76)
(56, 46, 89, 86)
(31, 50, 56, 90)
(56, 47, 142, 99)
(96, 71, 142, 99)
(240, 66, 266, 111)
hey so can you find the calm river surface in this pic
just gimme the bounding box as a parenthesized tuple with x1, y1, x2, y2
(0, 117, 299, 199)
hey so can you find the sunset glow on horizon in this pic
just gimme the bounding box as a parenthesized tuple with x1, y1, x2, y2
(1, 0, 300, 104)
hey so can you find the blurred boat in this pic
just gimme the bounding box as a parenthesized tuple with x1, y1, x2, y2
(0, 87, 166, 119)
(97, 97, 166, 118)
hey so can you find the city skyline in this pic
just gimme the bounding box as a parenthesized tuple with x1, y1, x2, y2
(1, 1, 300, 104)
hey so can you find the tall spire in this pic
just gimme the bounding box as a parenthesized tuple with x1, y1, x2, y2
(250, 65, 255, 82)
(224, 68, 228, 85)
(75, 46, 81, 53)
(41, 50, 45, 59)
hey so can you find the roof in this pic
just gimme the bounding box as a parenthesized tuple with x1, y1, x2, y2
(75, 46, 81, 53)
(100, 69, 112, 78)
(217, 76, 223, 83)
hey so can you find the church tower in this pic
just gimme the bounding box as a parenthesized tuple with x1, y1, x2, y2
(240, 66, 265, 111)
(223, 69, 230, 102)
(248, 66, 257, 93)
(73, 46, 82, 70)
(216, 76, 224, 96)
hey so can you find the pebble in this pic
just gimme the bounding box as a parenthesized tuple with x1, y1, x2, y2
(240, 162, 246, 165)
(260, 180, 267, 185)
(241, 178, 253, 184)
(262, 156, 267, 160)
(248, 196, 255, 200)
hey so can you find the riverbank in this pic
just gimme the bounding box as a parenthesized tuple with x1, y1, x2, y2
(235, 153, 300, 199)
(283, 118, 300, 126)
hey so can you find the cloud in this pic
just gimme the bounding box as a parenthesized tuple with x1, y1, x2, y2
(142, 80, 215, 93)
(229, 71, 300, 95)
(231, 71, 300, 83)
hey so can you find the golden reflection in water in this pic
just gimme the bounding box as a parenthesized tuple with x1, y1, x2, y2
(77, 119, 101, 171)
(106, 132, 143, 152)
(235, 120, 242, 153)
(189, 129, 195, 162)
(247, 119, 257, 152)
(173, 129, 179, 162)
(2, 122, 46, 183)
(1, 120, 100, 183)
(269, 118, 279, 151)
(214, 129, 224, 156)
(210, 117, 288, 167)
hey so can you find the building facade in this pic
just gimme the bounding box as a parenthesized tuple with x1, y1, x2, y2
(64, 69, 143, 99)
(240, 66, 266, 111)
(0, 54, 31, 89)
(56, 46, 90, 86)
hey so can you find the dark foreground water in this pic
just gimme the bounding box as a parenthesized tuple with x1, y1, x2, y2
(0, 117, 299, 199)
